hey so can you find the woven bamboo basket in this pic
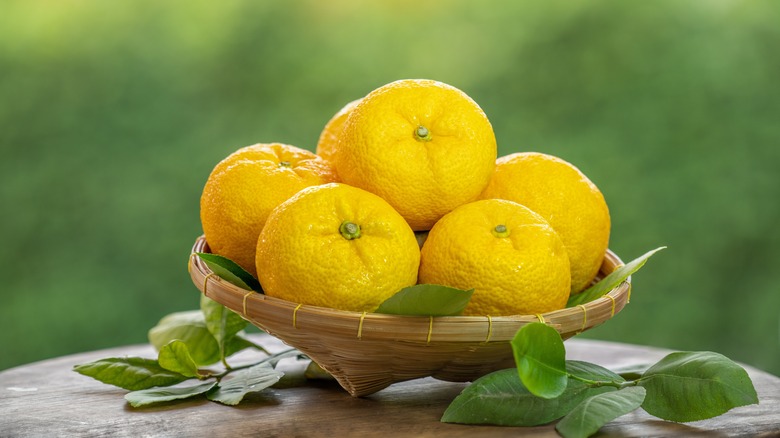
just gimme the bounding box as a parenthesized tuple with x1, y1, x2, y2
(189, 236, 631, 397)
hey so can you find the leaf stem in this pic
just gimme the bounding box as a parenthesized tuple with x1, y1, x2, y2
(569, 373, 638, 390)
(245, 340, 272, 355)
(213, 348, 299, 380)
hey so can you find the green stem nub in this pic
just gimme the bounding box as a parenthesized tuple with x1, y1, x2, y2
(279, 161, 292, 168)
(492, 224, 510, 238)
(339, 221, 361, 240)
(415, 125, 432, 142)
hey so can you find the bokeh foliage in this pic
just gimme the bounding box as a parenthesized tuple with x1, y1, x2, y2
(1, 0, 778, 375)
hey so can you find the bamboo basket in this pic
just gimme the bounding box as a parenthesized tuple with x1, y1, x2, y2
(189, 236, 631, 397)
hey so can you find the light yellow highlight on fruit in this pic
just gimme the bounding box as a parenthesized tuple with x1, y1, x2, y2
(256, 183, 420, 313)
(315, 98, 361, 165)
(419, 199, 571, 316)
(200, 143, 338, 277)
(480, 152, 610, 294)
(334, 79, 497, 231)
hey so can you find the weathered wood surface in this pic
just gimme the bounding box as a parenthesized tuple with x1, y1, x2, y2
(1, 334, 778, 437)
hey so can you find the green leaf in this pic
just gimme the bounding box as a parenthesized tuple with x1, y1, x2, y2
(511, 323, 568, 399)
(228, 333, 269, 356)
(73, 357, 189, 391)
(158, 340, 200, 378)
(125, 381, 217, 408)
(207, 363, 283, 405)
(148, 311, 255, 366)
(567, 246, 665, 307)
(374, 284, 474, 316)
(148, 310, 222, 366)
(200, 295, 249, 363)
(556, 386, 647, 438)
(638, 351, 758, 422)
(441, 361, 619, 426)
(566, 360, 626, 384)
(196, 252, 262, 292)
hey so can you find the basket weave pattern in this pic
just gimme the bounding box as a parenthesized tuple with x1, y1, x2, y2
(189, 236, 630, 396)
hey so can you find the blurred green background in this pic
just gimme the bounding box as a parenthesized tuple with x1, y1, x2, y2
(1, 0, 779, 376)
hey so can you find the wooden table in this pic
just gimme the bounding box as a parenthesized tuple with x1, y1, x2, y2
(1, 334, 778, 437)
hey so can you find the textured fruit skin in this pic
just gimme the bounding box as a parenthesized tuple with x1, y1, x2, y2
(480, 152, 610, 294)
(256, 183, 420, 312)
(200, 143, 338, 277)
(315, 98, 361, 165)
(334, 79, 497, 231)
(419, 199, 570, 316)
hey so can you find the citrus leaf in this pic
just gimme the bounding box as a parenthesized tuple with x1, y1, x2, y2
(200, 295, 247, 343)
(228, 333, 269, 356)
(374, 284, 474, 316)
(207, 363, 283, 405)
(567, 246, 665, 307)
(148, 310, 256, 366)
(158, 340, 200, 378)
(200, 295, 248, 363)
(555, 386, 646, 438)
(566, 360, 626, 384)
(148, 310, 221, 366)
(441, 361, 618, 426)
(73, 357, 189, 391)
(511, 322, 568, 399)
(125, 381, 217, 408)
(196, 252, 262, 292)
(638, 351, 758, 422)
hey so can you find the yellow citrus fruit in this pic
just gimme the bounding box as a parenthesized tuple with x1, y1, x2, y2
(418, 199, 570, 316)
(256, 183, 420, 312)
(333, 79, 497, 231)
(315, 98, 361, 164)
(200, 143, 338, 277)
(480, 152, 610, 294)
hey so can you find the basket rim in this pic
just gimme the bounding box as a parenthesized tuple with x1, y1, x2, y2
(188, 235, 631, 343)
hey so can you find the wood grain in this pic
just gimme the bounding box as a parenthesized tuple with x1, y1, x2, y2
(1, 334, 778, 437)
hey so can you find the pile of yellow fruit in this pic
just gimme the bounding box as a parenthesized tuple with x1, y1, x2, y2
(200, 79, 610, 317)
